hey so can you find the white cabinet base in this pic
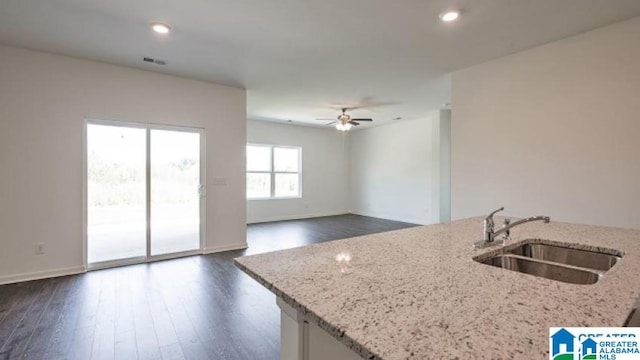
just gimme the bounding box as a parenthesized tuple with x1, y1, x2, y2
(277, 298, 363, 360)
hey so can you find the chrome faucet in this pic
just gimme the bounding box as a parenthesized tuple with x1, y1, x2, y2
(474, 207, 550, 248)
(483, 207, 505, 242)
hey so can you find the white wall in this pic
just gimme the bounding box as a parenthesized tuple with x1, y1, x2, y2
(247, 120, 349, 223)
(348, 112, 442, 225)
(0, 45, 247, 283)
(438, 110, 451, 223)
(451, 17, 640, 229)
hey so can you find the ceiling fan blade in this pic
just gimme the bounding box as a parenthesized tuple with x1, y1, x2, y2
(348, 121, 360, 126)
(351, 118, 373, 122)
(328, 105, 362, 111)
(325, 121, 336, 125)
(328, 98, 400, 112)
(315, 118, 336, 121)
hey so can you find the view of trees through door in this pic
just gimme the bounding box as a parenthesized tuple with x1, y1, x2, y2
(86, 121, 203, 266)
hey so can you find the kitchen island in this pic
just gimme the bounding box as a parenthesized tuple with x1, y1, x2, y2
(234, 217, 640, 359)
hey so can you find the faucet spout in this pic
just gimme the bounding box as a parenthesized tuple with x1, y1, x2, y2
(493, 216, 550, 238)
(485, 207, 505, 221)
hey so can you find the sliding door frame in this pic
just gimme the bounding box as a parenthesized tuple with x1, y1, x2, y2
(83, 118, 206, 271)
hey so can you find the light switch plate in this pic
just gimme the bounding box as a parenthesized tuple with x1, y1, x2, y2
(211, 177, 227, 186)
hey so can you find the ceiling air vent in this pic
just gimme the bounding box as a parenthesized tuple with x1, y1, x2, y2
(142, 57, 167, 66)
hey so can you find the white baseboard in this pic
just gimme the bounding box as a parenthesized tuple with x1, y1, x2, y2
(0, 265, 86, 286)
(0, 244, 249, 285)
(247, 211, 349, 224)
(204, 243, 248, 254)
(349, 211, 430, 226)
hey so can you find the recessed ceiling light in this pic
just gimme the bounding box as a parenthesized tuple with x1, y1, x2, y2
(439, 10, 460, 22)
(151, 23, 171, 34)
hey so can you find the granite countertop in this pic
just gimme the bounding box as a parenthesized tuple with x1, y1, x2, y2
(234, 217, 640, 359)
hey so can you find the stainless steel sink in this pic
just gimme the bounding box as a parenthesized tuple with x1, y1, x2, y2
(624, 308, 640, 327)
(480, 255, 600, 285)
(475, 241, 622, 285)
(508, 243, 619, 271)
(624, 297, 640, 327)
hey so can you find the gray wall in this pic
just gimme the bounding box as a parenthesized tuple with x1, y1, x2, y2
(451, 17, 640, 228)
(349, 112, 444, 225)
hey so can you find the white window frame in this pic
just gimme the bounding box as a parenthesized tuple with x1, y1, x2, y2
(247, 144, 302, 200)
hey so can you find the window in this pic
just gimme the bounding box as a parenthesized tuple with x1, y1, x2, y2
(247, 144, 301, 199)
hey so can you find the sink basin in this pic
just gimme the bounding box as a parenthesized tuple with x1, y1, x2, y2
(475, 241, 622, 285)
(508, 243, 619, 271)
(624, 308, 640, 327)
(480, 255, 600, 285)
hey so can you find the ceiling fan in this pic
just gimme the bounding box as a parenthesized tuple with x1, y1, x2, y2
(316, 108, 373, 131)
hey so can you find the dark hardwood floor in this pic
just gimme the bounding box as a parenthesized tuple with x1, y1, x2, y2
(0, 214, 417, 360)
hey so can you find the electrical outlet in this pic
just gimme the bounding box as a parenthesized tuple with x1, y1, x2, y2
(36, 242, 45, 255)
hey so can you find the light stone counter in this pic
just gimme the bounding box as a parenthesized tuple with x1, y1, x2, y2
(234, 217, 640, 359)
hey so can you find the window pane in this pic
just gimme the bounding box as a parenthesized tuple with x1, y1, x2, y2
(275, 174, 299, 197)
(247, 173, 271, 198)
(247, 145, 271, 172)
(274, 147, 299, 172)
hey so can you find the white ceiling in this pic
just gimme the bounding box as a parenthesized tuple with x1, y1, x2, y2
(2, 0, 640, 129)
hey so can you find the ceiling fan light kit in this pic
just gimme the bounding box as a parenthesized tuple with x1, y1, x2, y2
(316, 107, 374, 132)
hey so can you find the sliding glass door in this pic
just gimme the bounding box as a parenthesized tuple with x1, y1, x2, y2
(86, 121, 204, 268)
(86, 125, 147, 263)
(150, 129, 201, 256)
